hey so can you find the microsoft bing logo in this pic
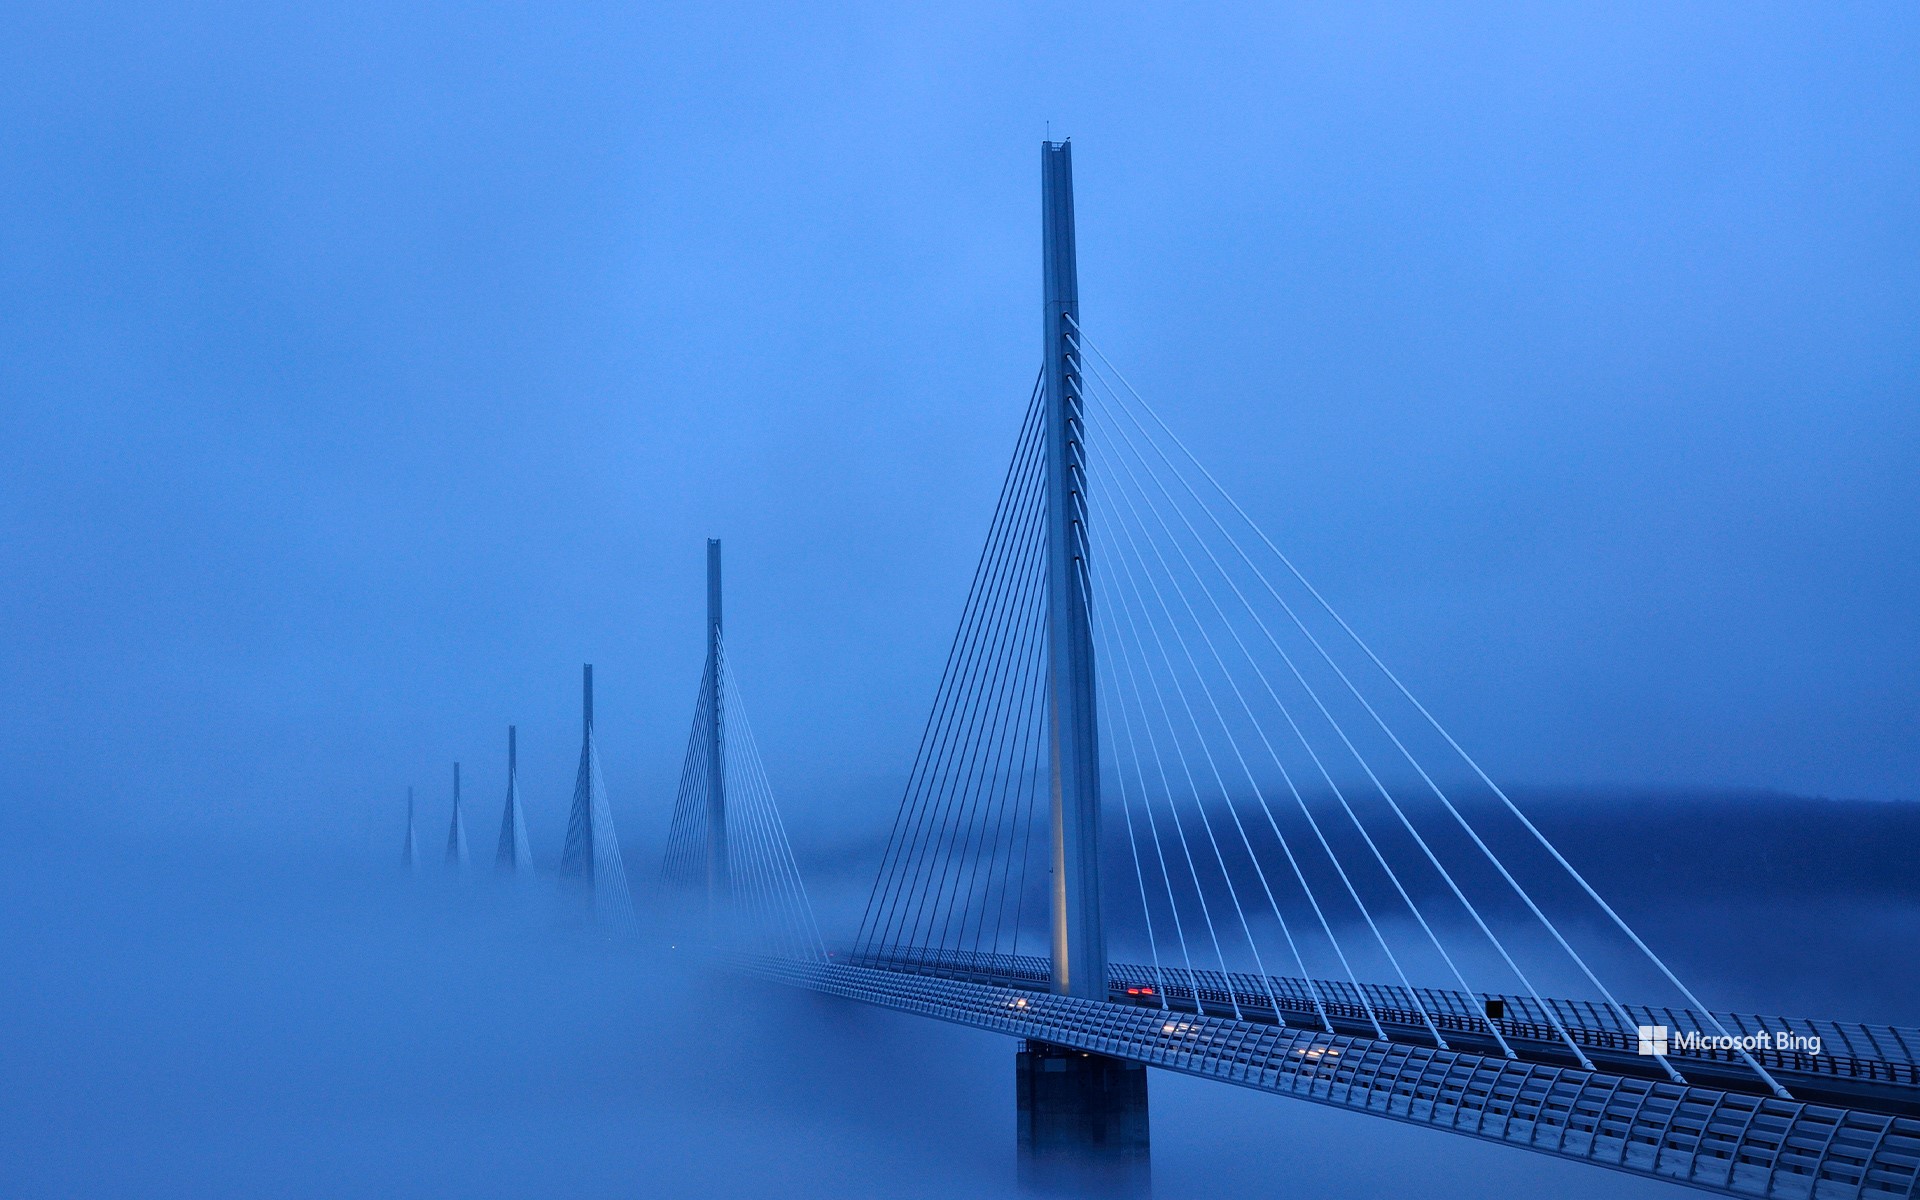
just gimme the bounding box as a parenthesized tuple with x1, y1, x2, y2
(1632, 1024, 1820, 1056)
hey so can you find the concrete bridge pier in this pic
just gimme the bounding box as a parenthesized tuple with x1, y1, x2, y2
(1016, 1040, 1150, 1196)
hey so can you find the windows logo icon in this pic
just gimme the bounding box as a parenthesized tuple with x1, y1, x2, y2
(1637, 1025, 1670, 1056)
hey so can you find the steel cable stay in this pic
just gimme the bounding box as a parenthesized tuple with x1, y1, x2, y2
(663, 728, 692, 879)
(1087, 413, 1388, 1041)
(1091, 392, 1520, 1052)
(1092, 450, 1349, 1033)
(1069, 319, 1756, 1088)
(1089, 537, 1251, 1020)
(1091, 510, 1275, 1021)
(1091, 605, 1176, 1012)
(974, 583, 1050, 962)
(1075, 335, 1669, 1071)
(1080, 345, 1613, 1072)
(1086, 378, 1516, 1057)
(869, 403, 1044, 957)
(896, 450, 1047, 961)
(999, 688, 1047, 964)
(890, 510, 1040, 954)
(736, 695, 811, 956)
(570, 721, 636, 931)
(1212, 455, 1796, 1095)
(861, 417, 1041, 959)
(922, 538, 1049, 956)
(883, 445, 1050, 967)
(720, 682, 797, 958)
(661, 663, 714, 886)
(975, 514, 1067, 963)
(854, 374, 1044, 955)
(674, 687, 712, 882)
(1095, 414, 1371, 1015)
(914, 582, 1041, 959)
(857, 387, 1047, 958)
(947, 672, 1032, 959)
(1092, 563, 1236, 1022)
(881, 466, 1047, 957)
(948, 565, 1049, 967)
(1090, 467, 1307, 1027)
(954, 590, 1048, 961)
(657, 605, 822, 959)
(1078, 341, 1585, 1030)
(713, 645, 782, 955)
(720, 644, 826, 958)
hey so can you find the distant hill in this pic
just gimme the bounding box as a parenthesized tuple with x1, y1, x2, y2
(1518, 787, 1920, 904)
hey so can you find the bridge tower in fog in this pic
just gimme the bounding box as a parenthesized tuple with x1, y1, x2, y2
(401, 785, 417, 868)
(560, 664, 635, 928)
(704, 539, 728, 909)
(496, 725, 533, 876)
(660, 542, 823, 960)
(445, 762, 470, 868)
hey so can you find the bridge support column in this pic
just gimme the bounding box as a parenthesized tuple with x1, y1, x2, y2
(1016, 1040, 1149, 1196)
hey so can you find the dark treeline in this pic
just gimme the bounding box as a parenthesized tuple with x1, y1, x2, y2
(1519, 788, 1920, 903)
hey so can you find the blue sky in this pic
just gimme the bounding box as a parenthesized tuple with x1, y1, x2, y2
(3, 2, 1916, 857)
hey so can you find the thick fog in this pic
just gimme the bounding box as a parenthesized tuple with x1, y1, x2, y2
(6, 789, 1914, 1198)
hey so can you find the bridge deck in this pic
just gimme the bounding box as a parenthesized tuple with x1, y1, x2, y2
(758, 956, 1920, 1200)
(847, 946, 1920, 1118)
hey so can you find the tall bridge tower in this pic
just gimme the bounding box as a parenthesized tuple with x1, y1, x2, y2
(1026, 140, 1147, 1196)
(1041, 139, 1107, 1004)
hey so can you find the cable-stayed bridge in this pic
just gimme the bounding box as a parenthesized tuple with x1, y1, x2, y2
(456, 142, 1920, 1197)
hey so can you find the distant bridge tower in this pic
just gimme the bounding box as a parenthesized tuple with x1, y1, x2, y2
(560, 664, 636, 928)
(496, 725, 534, 875)
(402, 786, 417, 868)
(1041, 139, 1107, 1002)
(705, 539, 729, 909)
(445, 762, 470, 867)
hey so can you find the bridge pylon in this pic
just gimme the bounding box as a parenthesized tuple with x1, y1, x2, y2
(402, 785, 416, 868)
(660, 543, 823, 957)
(445, 762, 469, 868)
(1042, 139, 1107, 1002)
(1027, 140, 1146, 1198)
(704, 538, 728, 911)
(495, 725, 533, 875)
(559, 664, 636, 929)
